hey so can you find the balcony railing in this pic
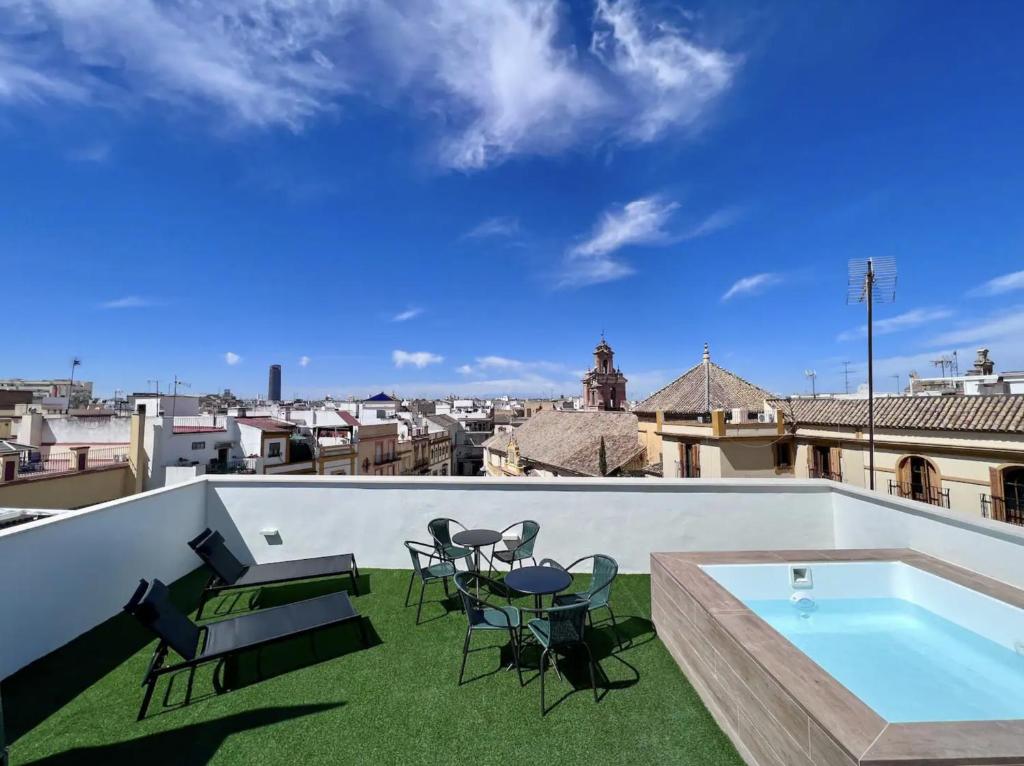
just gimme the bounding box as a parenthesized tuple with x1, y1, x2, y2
(888, 480, 951, 509)
(673, 461, 700, 478)
(17, 446, 129, 477)
(374, 454, 399, 466)
(808, 467, 842, 482)
(171, 416, 226, 434)
(206, 457, 259, 475)
(981, 494, 1024, 526)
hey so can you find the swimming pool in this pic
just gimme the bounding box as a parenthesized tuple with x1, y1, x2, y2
(701, 560, 1024, 722)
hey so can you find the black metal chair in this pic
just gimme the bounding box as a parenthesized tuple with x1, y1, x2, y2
(542, 554, 619, 638)
(523, 600, 599, 715)
(404, 540, 457, 625)
(490, 520, 540, 573)
(188, 528, 359, 618)
(453, 571, 522, 686)
(427, 518, 473, 566)
(123, 578, 367, 720)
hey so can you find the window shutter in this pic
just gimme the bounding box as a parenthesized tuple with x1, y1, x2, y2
(806, 444, 815, 474)
(990, 467, 1003, 520)
(830, 446, 842, 479)
(897, 457, 910, 486)
(692, 443, 701, 476)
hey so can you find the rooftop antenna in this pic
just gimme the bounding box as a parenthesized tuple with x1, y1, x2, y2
(67, 357, 82, 414)
(892, 374, 901, 394)
(171, 376, 190, 419)
(848, 256, 897, 491)
(804, 369, 817, 398)
(931, 355, 954, 378)
(841, 361, 854, 394)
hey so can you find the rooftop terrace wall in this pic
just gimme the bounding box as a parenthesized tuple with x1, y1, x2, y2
(4, 476, 1024, 681)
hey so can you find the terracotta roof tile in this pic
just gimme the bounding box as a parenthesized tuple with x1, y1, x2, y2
(482, 410, 644, 476)
(770, 394, 1024, 434)
(636, 361, 773, 415)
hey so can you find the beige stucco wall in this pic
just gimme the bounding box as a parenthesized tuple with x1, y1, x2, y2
(0, 464, 132, 510)
(792, 425, 1024, 518)
(637, 416, 660, 465)
(718, 441, 779, 478)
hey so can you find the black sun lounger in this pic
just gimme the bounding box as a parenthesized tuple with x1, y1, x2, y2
(124, 578, 367, 720)
(188, 529, 359, 617)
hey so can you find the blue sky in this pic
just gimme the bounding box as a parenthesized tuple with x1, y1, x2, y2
(2, 0, 1023, 400)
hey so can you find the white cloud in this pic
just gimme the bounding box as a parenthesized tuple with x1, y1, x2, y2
(458, 355, 566, 378)
(591, 0, 739, 141)
(721, 273, 782, 301)
(298, 355, 311, 367)
(930, 307, 1024, 347)
(98, 296, 159, 309)
(462, 216, 520, 240)
(560, 196, 678, 287)
(224, 351, 242, 365)
(69, 142, 112, 163)
(392, 349, 444, 369)
(0, 1, 739, 170)
(392, 307, 423, 322)
(969, 270, 1024, 297)
(837, 307, 953, 342)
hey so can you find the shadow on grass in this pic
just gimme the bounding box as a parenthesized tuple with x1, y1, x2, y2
(1, 568, 210, 743)
(19, 704, 341, 766)
(515, 614, 654, 714)
(147, 618, 382, 719)
(204, 574, 372, 619)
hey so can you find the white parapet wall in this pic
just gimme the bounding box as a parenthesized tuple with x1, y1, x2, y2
(5, 475, 1024, 681)
(0, 480, 207, 680)
(205, 476, 838, 574)
(831, 483, 1024, 589)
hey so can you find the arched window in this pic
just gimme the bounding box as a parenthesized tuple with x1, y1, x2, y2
(1000, 466, 1024, 523)
(897, 456, 941, 504)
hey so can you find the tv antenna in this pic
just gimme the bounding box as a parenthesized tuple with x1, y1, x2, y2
(841, 361, 855, 394)
(171, 376, 190, 419)
(848, 256, 897, 490)
(804, 369, 817, 398)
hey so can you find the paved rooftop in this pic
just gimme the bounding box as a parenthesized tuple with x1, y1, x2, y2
(2, 568, 741, 766)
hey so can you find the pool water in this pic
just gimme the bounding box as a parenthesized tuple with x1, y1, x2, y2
(747, 596, 1024, 722)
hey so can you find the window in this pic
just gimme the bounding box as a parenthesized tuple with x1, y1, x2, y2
(191, 441, 206, 451)
(375, 443, 383, 463)
(773, 442, 792, 469)
(268, 442, 281, 458)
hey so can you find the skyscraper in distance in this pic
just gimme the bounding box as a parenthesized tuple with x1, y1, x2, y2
(268, 364, 282, 402)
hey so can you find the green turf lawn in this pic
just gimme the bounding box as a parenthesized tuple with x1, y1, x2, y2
(3, 568, 742, 765)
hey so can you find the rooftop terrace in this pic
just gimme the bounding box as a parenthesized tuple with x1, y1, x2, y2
(3, 476, 1024, 765)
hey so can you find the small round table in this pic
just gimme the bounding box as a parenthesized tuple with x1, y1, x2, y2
(452, 528, 502, 577)
(505, 565, 573, 609)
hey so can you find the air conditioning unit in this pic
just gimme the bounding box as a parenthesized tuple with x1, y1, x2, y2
(758, 412, 774, 423)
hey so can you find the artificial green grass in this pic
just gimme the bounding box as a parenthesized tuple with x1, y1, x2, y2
(3, 568, 742, 765)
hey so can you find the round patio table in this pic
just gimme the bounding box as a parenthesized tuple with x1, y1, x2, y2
(505, 565, 573, 609)
(452, 528, 502, 577)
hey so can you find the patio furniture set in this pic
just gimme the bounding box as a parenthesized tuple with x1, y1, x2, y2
(405, 518, 620, 715)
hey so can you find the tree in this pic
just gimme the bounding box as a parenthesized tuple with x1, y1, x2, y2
(598, 436, 608, 477)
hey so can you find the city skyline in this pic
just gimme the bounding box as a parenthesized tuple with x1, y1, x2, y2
(2, 1, 1022, 399)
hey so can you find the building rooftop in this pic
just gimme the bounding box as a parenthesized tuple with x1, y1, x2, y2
(4, 475, 1024, 765)
(771, 393, 1024, 434)
(635, 355, 772, 416)
(483, 410, 643, 476)
(234, 418, 295, 433)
